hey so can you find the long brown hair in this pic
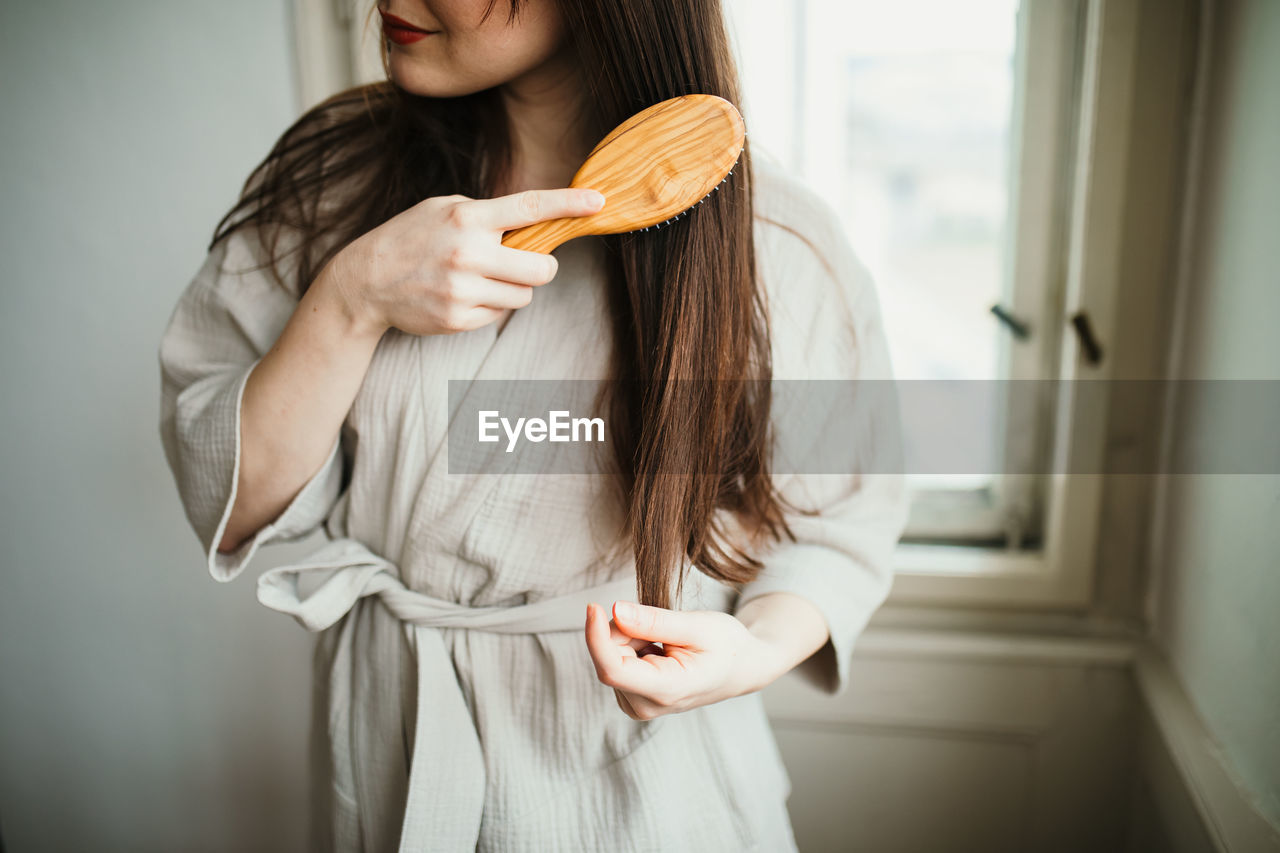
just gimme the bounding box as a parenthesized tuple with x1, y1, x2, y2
(211, 0, 799, 609)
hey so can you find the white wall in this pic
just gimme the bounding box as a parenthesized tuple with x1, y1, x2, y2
(1152, 0, 1280, 827)
(0, 2, 318, 850)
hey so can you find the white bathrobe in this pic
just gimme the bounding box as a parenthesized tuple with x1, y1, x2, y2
(157, 153, 909, 852)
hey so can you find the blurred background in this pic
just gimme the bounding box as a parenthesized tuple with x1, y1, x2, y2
(1, 0, 1277, 850)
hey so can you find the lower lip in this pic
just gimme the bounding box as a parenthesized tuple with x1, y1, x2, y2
(384, 23, 434, 44)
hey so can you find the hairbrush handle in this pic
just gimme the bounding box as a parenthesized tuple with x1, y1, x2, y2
(500, 216, 595, 254)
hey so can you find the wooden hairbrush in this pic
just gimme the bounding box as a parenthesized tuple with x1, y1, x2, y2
(500, 94, 745, 254)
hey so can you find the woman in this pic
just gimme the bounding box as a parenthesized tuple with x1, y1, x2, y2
(158, 0, 908, 849)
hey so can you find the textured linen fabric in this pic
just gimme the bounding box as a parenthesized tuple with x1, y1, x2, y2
(157, 153, 909, 852)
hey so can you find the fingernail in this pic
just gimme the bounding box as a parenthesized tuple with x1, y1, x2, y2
(613, 601, 635, 621)
(583, 190, 605, 210)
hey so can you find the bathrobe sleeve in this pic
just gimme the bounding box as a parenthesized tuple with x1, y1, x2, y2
(157, 225, 347, 583)
(733, 167, 910, 698)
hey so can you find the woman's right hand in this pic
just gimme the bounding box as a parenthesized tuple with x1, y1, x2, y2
(324, 187, 606, 337)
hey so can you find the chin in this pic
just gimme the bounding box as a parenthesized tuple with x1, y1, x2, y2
(389, 61, 487, 98)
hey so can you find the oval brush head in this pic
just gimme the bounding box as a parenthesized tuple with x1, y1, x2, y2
(500, 94, 745, 254)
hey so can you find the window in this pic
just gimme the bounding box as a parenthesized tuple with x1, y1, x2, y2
(294, 0, 1122, 609)
(728, 0, 1037, 545)
(725, 0, 1117, 608)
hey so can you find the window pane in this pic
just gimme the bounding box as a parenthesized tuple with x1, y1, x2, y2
(833, 0, 1020, 384)
(727, 0, 1021, 500)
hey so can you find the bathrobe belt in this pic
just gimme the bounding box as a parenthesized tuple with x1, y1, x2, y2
(255, 536, 735, 851)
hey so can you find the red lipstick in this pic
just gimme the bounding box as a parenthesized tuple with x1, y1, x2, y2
(379, 9, 437, 44)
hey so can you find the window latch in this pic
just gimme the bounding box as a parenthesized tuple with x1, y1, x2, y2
(1070, 311, 1104, 365)
(990, 303, 1031, 341)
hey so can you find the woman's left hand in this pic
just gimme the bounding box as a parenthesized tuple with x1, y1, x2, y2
(584, 600, 781, 720)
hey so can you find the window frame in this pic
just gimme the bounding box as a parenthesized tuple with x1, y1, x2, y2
(899, 0, 1085, 549)
(728, 0, 1108, 609)
(891, 0, 1140, 609)
(773, 0, 1079, 551)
